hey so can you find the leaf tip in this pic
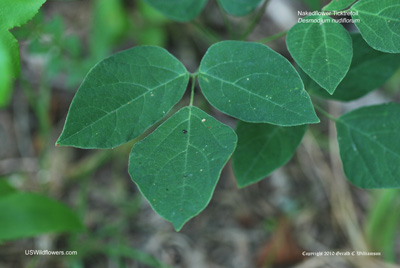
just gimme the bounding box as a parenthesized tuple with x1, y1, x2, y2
(55, 135, 68, 147)
(172, 221, 185, 232)
(326, 89, 336, 95)
(304, 114, 320, 125)
(55, 137, 63, 147)
(312, 119, 321, 125)
(308, 111, 321, 124)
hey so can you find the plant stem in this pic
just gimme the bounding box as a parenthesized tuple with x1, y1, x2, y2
(314, 103, 337, 122)
(216, 0, 235, 39)
(257, 30, 288, 44)
(189, 74, 197, 106)
(365, 189, 400, 262)
(191, 21, 220, 44)
(240, 0, 270, 40)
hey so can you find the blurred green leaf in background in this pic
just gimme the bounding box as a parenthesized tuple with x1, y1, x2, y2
(0, 0, 46, 108)
(0, 179, 83, 241)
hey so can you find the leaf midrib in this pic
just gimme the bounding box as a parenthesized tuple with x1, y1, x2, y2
(353, 5, 400, 22)
(180, 107, 193, 213)
(321, 22, 334, 92)
(200, 73, 311, 120)
(59, 73, 187, 143)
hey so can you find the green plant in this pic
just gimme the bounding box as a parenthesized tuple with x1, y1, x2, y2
(57, 0, 400, 231)
(366, 189, 400, 262)
(0, 0, 87, 242)
(0, 0, 46, 107)
(0, 179, 83, 241)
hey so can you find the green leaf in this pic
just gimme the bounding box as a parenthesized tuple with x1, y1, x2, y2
(129, 106, 237, 230)
(142, 0, 207, 22)
(286, 15, 353, 94)
(137, 27, 167, 47)
(217, 0, 263, 16)
(336, 103, 400, 188)
(0, 0, 46, 30)
(0, 193, 83, 240)
(0, 38, 12, 108)
(90, 0, 129, 59)
(138, 0, 169, 24)
(0, 31, 20, 108)
(93, 0, 127, 39)
(232, 122, 306, 188)
(0, 31, 20, 78)
(302, 0, 322, 11)
(198, 41, 319, 126)
(0, 179, 17, 196)
(0, 0, 45, 108)
(323, 0, 356, 11)
(57, 46, 189, 149)
(366, 190, 400, 262)
(351, 0, 400, 53)
(303, 34, 400, 101)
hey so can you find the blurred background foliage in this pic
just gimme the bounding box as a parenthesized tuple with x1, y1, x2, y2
(0, 0, 400, 267)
